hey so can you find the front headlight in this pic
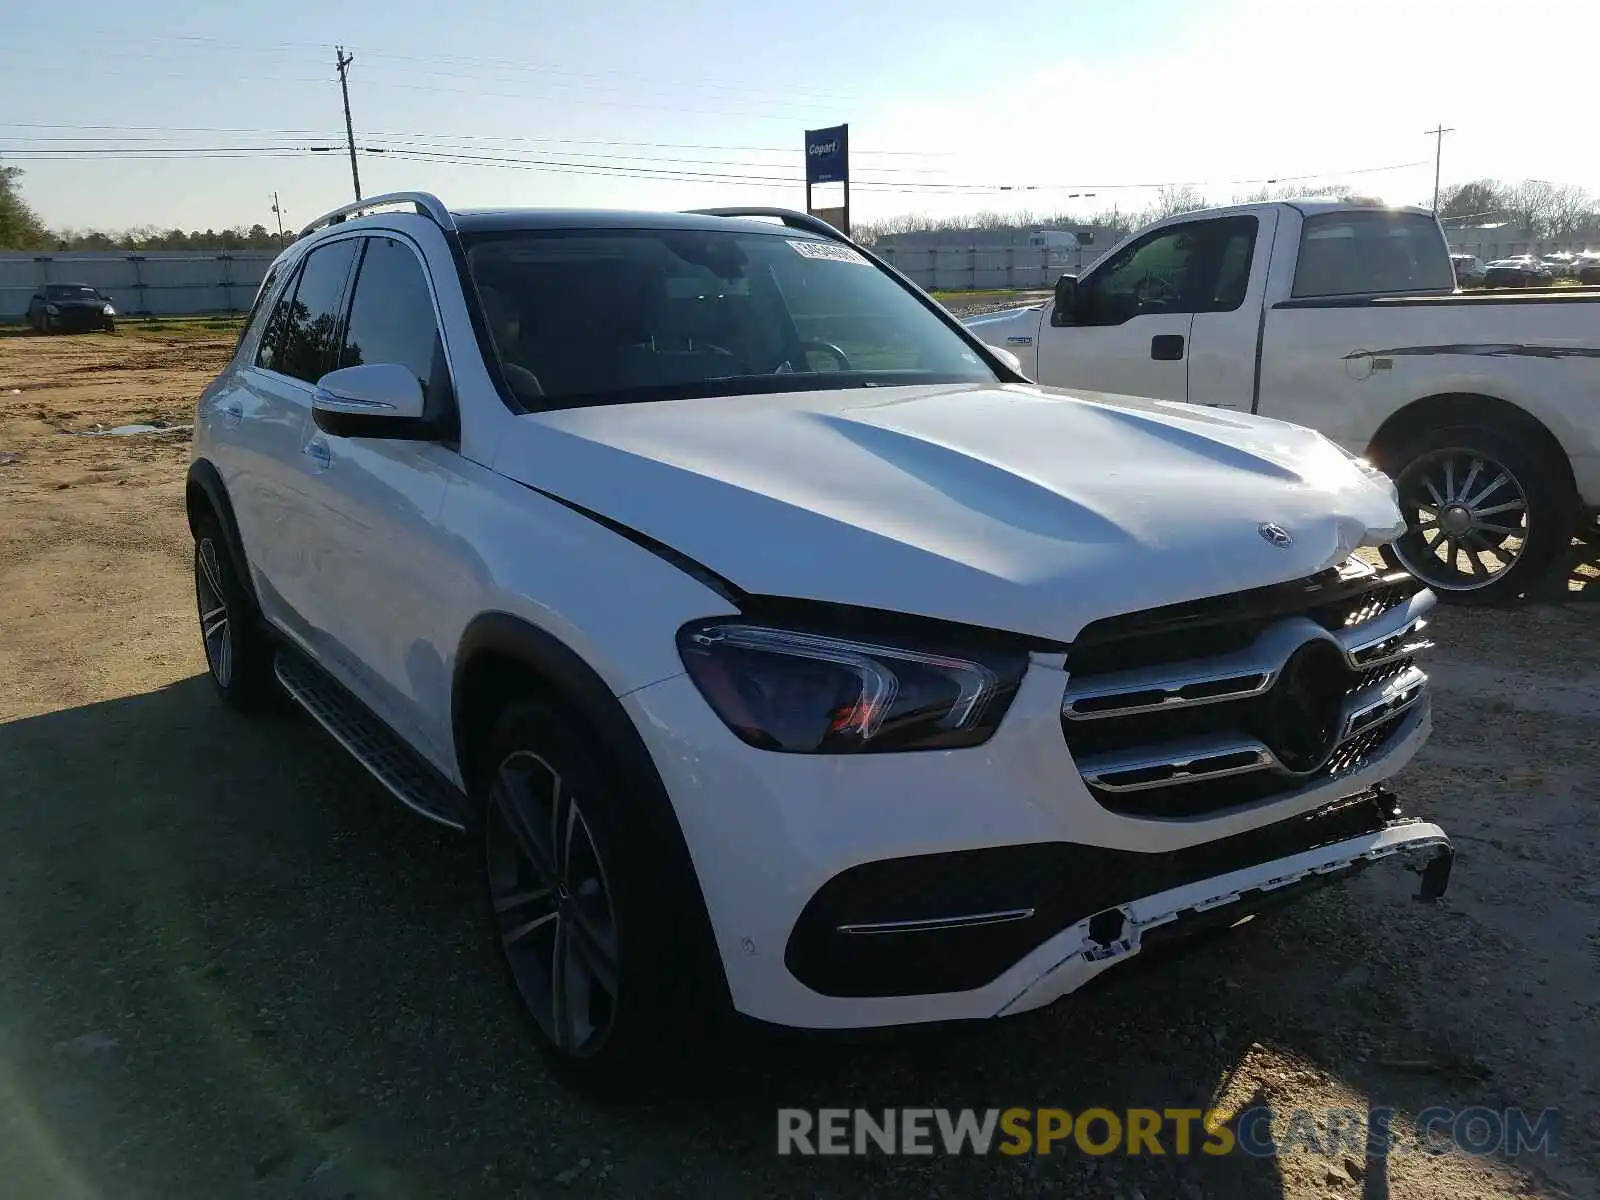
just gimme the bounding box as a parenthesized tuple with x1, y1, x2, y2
(102, 304, 115, 316)
(677, 621, 1028, 753)
(45, 304, 60, 315)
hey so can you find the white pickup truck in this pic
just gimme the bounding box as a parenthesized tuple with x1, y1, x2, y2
(966, 200, 1600, 604)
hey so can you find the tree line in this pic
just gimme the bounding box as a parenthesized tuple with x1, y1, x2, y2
(6, 157, 1599, 252)
(852, 178, 1600, 247)
(1, 162, 287, 252)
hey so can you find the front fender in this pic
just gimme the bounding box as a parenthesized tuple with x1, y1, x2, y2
(961, 305, 1045, 378)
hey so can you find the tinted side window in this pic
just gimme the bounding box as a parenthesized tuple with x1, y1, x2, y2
(1084, 226, 1200, 324)
(1205, 217, 1259, 311)
(1292, 211, 1454, 298)
(339, 237, 450, 404)
(254, 262, 300, 372)
(238, 262, 284, 357)
(270, 239, 359, 383)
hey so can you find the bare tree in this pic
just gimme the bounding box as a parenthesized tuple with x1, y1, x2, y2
(1143, 185, 1208, 222)
(1437, 179, 1507, 222)
(1503, 180, 1558, 236)
(1544, 184, 1594, 237)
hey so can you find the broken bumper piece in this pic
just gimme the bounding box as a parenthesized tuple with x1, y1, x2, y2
(997, 819, 1453, 1017)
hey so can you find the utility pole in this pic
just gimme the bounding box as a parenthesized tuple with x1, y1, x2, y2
(335, 46, 362, 201)
(270, 192, 286, 248)
(1433, 124, 1459, 216)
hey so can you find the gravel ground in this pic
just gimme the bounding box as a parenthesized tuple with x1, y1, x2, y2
(2, 328, 1598, 1200)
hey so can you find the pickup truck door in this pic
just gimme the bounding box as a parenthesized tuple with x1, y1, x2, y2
(1036, 219, 1218, 402)
(1185, 211, 1278, 411)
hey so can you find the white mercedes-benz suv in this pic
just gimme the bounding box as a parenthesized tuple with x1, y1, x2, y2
(187, 192, 1452, 1089)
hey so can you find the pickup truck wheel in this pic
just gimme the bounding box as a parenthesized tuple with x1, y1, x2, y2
(1381, 426, 1575, 605)
(193, 514, 277, 711)
(480, 699, 708, 1094)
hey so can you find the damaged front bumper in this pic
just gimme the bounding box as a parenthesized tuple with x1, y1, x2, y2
(997, 816, 1453, 1017)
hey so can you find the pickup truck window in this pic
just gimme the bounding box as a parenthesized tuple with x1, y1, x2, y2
(1080, 216, 1257, 323)
(463, 228, 996, 407)
(1291, 211, 1454, 298)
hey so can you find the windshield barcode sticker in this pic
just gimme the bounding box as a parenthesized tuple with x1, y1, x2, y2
(788, 239, 869, 265)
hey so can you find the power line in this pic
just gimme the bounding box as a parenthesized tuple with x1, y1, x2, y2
(2, 141, 1433, 196)
(2, 29, 862, 103)
(0, 55, 849, 122)
(1, 123, 955, 158)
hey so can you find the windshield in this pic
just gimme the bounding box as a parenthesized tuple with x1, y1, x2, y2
(463, 227, 996, 408)
(46, 285, 103, 300)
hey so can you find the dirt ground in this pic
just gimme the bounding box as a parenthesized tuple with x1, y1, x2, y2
(1, 325, 1598, 1200)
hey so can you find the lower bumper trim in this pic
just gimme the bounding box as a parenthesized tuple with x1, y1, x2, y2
(997, 819, 1452, 1016)
(785, 787, 1413, 999)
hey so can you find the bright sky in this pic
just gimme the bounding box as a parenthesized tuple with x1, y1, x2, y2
(3, 0, 1595, 234)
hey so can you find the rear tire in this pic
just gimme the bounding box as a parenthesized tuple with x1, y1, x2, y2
(1379, 424, 1576, 605)
(193, 512, 277, 711)
(477, 697, 724, 1095)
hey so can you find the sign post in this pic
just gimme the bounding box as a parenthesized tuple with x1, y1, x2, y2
(804, 124, 850, 236)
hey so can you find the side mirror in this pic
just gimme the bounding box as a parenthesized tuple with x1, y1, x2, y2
(312, 363, 428, 437)
(985, 344, 1024, 375)
(1049, 274, 1080, 328)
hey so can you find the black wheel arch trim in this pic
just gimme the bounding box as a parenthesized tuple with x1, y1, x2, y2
(185, 459, 263, 613)
(1364, 392, 1578, 500)
(450, 612, 734, 1010)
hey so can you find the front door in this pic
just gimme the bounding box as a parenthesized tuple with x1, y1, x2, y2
(292, 233, 462, 764)
(1036, 221, 1203, 402)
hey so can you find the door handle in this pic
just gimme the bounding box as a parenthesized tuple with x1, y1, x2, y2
(1150, 334, 1185, 361)
(302, 440, 332, 470)
(223, 400, 243, 427)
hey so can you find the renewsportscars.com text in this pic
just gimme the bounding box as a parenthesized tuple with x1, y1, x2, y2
(776, 1106, 1561, 1159)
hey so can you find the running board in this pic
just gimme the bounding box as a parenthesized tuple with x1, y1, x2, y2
(274, 650, 468, 832)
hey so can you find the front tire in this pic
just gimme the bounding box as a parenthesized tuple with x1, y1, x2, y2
(478, 698, 719, 1093)
(193, 513, 277, 710)
(1380, 424, 1576, 605)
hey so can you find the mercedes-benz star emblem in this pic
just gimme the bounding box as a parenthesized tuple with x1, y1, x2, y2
(1258, 522, 1293, 548)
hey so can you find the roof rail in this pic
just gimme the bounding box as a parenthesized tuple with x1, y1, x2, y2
(685, 207, 854, 245)
(298, 191, 456, 239)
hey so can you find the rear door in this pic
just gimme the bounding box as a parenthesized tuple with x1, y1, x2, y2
(234, 236, 360, 645)
(1035, 219, 1218, 402)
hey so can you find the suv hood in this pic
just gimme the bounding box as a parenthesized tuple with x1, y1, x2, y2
(496, 383, 1405, 642)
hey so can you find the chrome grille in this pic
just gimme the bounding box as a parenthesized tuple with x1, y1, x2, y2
(1063, 563, 1433, 819)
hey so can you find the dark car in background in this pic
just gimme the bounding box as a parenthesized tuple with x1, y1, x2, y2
(27, 284, 117, 334)
(1483, 257, 1550, 288)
